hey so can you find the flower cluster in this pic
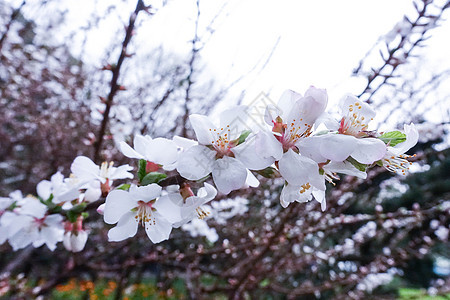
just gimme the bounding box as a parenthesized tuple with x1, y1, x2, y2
(0, 87, 419, 250)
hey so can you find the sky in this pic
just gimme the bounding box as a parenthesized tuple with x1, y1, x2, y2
(11, 0, 450, 124)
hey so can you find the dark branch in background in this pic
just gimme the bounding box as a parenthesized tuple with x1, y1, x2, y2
(355, 0, 450, 103)
(181, 0, 201, 138)
(0, 0, 26, 53)
(93, 0, 147, 163)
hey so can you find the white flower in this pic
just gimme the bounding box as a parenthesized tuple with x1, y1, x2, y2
(255, 87, 329, 195)
(63, 231, 88, 252)
(119, 135, 178, 170)
(103, 184, 172, 243)
(382, 123, 418, 175)
(181, 218, 219, 243)
(155, 183, 217, 227)
(177, 106, 267, 194)
(36, 171, 81, 204)
(71, 156, 133, 202)
(4, 197, 64, 251)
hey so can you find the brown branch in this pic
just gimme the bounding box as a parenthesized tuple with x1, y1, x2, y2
(93, 0, 146, 163)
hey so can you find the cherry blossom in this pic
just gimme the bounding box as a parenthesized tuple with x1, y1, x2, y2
(177, 106, 268, 194)
(71, 156, 133, 202)
(104, 184, 173, 243)
(382, 123, 419, 175)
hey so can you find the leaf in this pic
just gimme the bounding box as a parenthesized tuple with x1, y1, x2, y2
(379, 131, 406, 147)
(81, 212, 89, 219)
(66, 203, 87, 223)
(116, 183, 131, 191)
(346, 157, 367, 172)
(259, 279, 270, 287)
(256, 167, 278, 178)
(141, 172, 167, 186)
(138, 159, 147, 182)
(237, 130, 251, 145)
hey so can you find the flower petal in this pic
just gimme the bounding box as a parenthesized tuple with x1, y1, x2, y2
(71, 156, 100, 182)
(212, 157, 248, 194)
(129, 184, 162, 203)
(153, 194, 184, 224)
(119, 141, 144, 160)
(391, 123, 418, 155)
(108, 211, 138, 242)
(189, 114, 216, 145)
(104, 190, 138, 224)
(232, 135, 275, 170)
(278, 149, 324, 190)
(351, 138, 386, 164)
(319, 134, 358, 162)
(176, 145, 215, 180)
(36, 180, 52, 200)
(144, 212, 172, 243)
(146, 138, 178, 166)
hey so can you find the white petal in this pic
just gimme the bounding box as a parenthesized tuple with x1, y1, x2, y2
(280, 184, 313, 208)
(264, 104, 281, 125)
(173, 135, 198, 149)
(108, 211, 138, 242)
(312, 189, 326, 211)
(297, 136, 327, 163)
(277, 90, 302, 120)
(197, 183, 217, 200)
(219, 106, 249, 138)
(391, 123, 419, 155)
(325, 161, 367, 179)
(341, 94, 375, 121)
(144, 138, 178, 166)
(352, 138, 387, 164)
(278, 150, 324, 189)
(71, 156, 100, 181)
(129, 184, 162, 203)
(319, 134, 358, 162)
(232, 136, 275, 170)
(104, 190, 138, 224)
(84, 182, 102, 202)
(36, 180, 52, 200)
(135, 135, 152, 156)
(71, 231, 88, 252)
(315, 112, 339, 131)
(255, 130, 283, 161)
(119, 141, 144, 159)
(189, 114, 216, 145)
(176, 145, 215, 180)
(153, 194, 184, 224)
(245, 170, 260, 188)
(109, 164, 134, 180)
(19, 198, 47, 218)
(212, 157, 248, 194)
(144, 212, 172, 243)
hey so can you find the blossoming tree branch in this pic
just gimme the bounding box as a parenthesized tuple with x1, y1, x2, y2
(0, 87, 419, 252)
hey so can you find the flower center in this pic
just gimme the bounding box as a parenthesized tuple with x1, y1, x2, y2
(100, 161, 114, 178)
(196, 206, 210, 219)
(338, 101, 372, 137)
(272, 117, 312, 152)
(209, 125, 235, 157)
(383, 153, 416, 175)
(135, 200, 156, 228)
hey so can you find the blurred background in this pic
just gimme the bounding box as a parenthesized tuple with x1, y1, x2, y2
(0, 0, 449, 299)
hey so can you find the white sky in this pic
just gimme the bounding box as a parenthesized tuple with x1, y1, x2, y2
(10, 0, 450, 122)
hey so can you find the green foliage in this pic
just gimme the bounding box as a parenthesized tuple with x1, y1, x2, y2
(141, 172, 167, 186)
(379, 131, 407, 146)
(138, 159, 147, 183)
(346, 156, 367, 172)
(117, 183, 131, 191)
(398, 288, 450, 299)
(66, 203, 87, 223)
(237, 130, 251, 145)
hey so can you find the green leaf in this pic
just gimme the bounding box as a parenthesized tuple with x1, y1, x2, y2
(237, 130, 251, 145)
(256, 167, 278, 178)
(379, 131, 406, 146)
(138, 159, 147, 182)
(116, 183, 131, 191)
(259, 278, 270, 287)
(375, 160, 383, 167)
(346, 157, 367, 172)
(66, 210, 78, 223)
(141, 172, 167, 186)
(81, 212, 89, 219)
